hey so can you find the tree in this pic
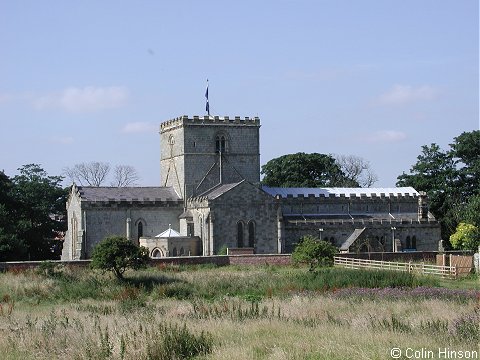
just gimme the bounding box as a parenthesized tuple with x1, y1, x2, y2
(449, 223, 480, 251)
(292, 235, 338, 271)
(334, 154, 378, 187)
(64, 161, 110, 186)
(462, 195, 480, 228)
(450, 131, 480, 199)
(261, 152, 351, 187)
(397, 143, 458, 240)
(90, 235, 150, 280)
(111, 165, 140, 187)
(397, 131, 480, 243)
(64, 161, 140, 187)
(11, 164, 67, 260)
(0, 171, 26, 261)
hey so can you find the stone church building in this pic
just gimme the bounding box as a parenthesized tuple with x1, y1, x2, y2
(62, 115, 441, 260)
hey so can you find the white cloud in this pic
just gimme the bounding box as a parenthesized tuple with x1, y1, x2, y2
(121, 122, 157, 134)
(365, 130, 407, 143)
(34, 86, 129, 112)
(377, 84, 439, 105)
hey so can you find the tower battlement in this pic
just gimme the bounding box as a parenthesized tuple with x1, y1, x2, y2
(160, 115, 260, 132)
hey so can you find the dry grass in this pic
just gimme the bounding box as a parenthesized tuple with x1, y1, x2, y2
(0, 265, 478, 359)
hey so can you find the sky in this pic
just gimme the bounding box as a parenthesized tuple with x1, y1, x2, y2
(0, 0, 478, 187)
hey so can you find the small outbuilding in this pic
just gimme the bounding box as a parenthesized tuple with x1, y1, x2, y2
(139, 225, 201, 257)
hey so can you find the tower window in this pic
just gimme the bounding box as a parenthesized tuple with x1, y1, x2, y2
(215, 135, 227, 153)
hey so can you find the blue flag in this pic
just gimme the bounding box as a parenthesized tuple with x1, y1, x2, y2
(205, 81, 210, 115)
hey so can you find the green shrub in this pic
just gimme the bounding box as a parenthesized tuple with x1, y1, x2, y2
(146, 323, 213, 360)
(217, 245, 228, 255)
(90, 236, 150, 280)
(292, 235, 338, 271)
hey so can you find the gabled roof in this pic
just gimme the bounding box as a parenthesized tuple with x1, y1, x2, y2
(76, 186, 181, 202)
(262, 186, 419, 198)
(155, 226, 181, 238)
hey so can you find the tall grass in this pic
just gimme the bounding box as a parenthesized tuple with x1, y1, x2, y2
(0, 264, 478, 359)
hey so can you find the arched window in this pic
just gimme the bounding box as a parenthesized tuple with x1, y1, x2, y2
(215, 134, 227, 153)
(237, 221, 244, 248)
(152, 248, 162, 258)
(137, 221, 143, 241)
(330, 237, 335, 244)
(180, 247, 184, 256)
(172, 247, 177, 256)
(187, 223, 194, 237)
(406, 236, 411, 249)
(248, 221, 255, 248)
(412, 236, 417, 250)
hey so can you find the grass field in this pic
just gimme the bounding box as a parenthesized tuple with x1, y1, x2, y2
(0, 263, 478, 359)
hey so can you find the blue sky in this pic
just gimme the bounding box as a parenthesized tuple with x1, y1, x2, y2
(0, 0, 478, 187)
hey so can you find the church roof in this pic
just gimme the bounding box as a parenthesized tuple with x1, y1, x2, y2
(262, 186, 419, 198)
(197, 181, 244, 200)
(155, 226, 181, 238)
(77, 186, 181, 202)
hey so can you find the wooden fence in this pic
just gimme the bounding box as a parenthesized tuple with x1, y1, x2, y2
(334, 256, 473, 279)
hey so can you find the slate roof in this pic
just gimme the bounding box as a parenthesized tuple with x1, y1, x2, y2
(197, 181, 244, 200)
(77, 186, 181, 202)
(262, 186, 419, 198)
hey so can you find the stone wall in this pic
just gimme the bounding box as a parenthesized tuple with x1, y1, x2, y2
(283, 219, 441, 253)
(140, 236, 202, 257)
(160, 115, 261, 198)
(80, 204, 183, 259)
(62, 190, 83, 260)
(1, 254, 291, 272)
(188, 182, 278, 255)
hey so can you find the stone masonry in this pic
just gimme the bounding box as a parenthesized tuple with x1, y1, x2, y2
(62, 114, 441, 260)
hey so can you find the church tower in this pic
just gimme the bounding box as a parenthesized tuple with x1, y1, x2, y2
(160, 115, 261, 199)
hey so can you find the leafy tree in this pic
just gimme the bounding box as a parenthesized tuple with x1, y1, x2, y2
(462, 195, 480, 228)
(90, 235, 150, 280)
(261, 152, 352, 187)
(450, 131, 480, 199)
(292, 235, 338, 271)
(396, 137, 474, 242)
(10, 165, 67, 260)
(0, 171, 21, 260)
(449, 223, 480, 251)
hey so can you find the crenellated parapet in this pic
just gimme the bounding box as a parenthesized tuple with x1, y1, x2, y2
(263, 187, 419, 199)
(160, 115, 260, 132)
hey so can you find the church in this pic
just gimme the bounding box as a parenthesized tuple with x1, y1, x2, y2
(61, 115, 441, 260)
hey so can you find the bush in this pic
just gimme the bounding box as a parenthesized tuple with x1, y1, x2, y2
(292, 235, 338, 271)
(450, 222, 480, 251)
(90, 236, 149, 280)
(146, 323, 213, 360)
